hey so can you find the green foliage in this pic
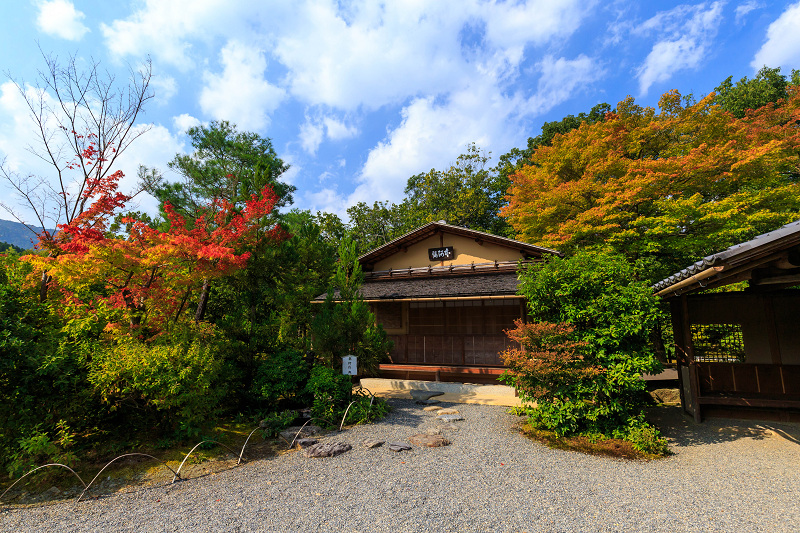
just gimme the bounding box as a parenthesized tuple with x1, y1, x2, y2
(0, 257, 96, 478)
(310, 237, 391, 375)
(714, 66, 799, 118)
(88, 325, 233, 430)
(343, 389, 391, 426)
(504, 251, 662, 437)
(520, 252, 661, 362)
(403, 143, 512, 236)
(622, 416, 669, 455)
(144, 120, 294, 214)
(7, 421, 78, 478)
(258, 410, 297, 438)
(251, 348, 310, 407)
(305, 365, 353, 425)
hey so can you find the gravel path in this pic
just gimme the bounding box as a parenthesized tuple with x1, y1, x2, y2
(2, 399, 799, 532)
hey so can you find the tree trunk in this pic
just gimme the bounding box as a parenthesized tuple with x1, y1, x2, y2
(650, 318, 668, 364)
(195, 278, 211, 323)
(38, 270, 50, 303)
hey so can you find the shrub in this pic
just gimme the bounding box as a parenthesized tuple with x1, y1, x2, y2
(251, 348, 310, 408)
(342, 389, 391, 426)
(258, 410, 297, 438)
(623, 417, 670, 455)
(505, 251, 663, 438)
(88, 325, 232, 431)
(7, 421, 78, 479)
(305, 365, 353, 425)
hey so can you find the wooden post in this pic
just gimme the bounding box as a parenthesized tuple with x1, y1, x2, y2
(681, 294, 702, 423)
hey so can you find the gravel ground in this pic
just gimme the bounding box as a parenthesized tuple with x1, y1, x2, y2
(1, 399, 799, 532)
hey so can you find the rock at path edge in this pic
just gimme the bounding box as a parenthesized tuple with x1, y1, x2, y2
(305, 442, 352, 458)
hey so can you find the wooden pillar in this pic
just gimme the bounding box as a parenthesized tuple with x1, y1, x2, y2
(680, 294, 702, 423)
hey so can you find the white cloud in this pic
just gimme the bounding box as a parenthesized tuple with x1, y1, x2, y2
(151, 75, 178, 105)
(299, 113, 359, 154)
(751, 2, 800, 70)
(100, 0, 254, 70)
(323, 117, 358, 141)
(302, 186, 348, 218)
(36, 0, 89, 41)
(482, 0, 590, 49)
(526, 55, 605, 115)
(199, 40, 286, 132)
(350, 83, 516, 206)
(735, 1, 762, 25)
(299, 120, 324, 155)
(636, 2, 724, 95)
(172, 114, 201, 135)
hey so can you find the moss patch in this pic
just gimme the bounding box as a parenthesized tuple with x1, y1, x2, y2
(519, 422, 668, 460)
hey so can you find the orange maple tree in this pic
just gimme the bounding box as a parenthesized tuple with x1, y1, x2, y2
(502, 88, 800, 280)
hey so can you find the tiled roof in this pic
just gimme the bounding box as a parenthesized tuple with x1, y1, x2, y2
(653, 219, 800, 295)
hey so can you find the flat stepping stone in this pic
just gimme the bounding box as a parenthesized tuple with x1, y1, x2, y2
(409, 434, 450, 447)
(304, 442, 352, 458)
(423, 405, 444, 412)
(440, 423, 460, 431)
(363, 438, 385, 448)
(388, 443, 412, 452)
(296, 438, 318, 448)
(410, 390, 444, 401)
(437, 414, 464, 422)
(436, 408, 459, 415)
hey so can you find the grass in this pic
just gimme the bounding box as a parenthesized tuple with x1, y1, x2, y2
(518, 422, 669, 460)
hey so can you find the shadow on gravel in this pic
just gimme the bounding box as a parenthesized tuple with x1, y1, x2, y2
(647, 405, 800, 448)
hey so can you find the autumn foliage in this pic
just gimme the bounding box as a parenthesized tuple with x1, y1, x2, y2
(26, 167, 288, 333)
(501, 321, 599, 400)
(502, 88, 800, 280)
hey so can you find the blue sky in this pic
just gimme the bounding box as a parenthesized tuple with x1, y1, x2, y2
(1, 0, 799, 225)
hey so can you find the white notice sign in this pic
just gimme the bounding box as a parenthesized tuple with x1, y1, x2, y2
(342, 355, 357, 376)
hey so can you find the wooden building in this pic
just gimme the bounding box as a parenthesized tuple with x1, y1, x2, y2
(322, 222, 561, 383)
(653, 220, 800, 422)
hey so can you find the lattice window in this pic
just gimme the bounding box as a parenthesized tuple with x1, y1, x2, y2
(690, 323, 746, 363)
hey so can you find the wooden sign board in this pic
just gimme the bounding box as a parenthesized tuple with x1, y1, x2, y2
(428, 246, 454, 261)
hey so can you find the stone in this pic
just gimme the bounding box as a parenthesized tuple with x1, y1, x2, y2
(440, 423, 460, 431)
(423, 405, 444, 412)
(409, 434, 450, 447)
(296, 438, 318, 448)
(304, 442, 352, 458)
(280, 425, 323, 443)
(436, 408, 460, 415)
(363, 438, 385, 448)
(425, 427, 442, 435)
(650, 388, 681, 405)
(388, 443, 412, 452)
(437, 414, 464, 422)
(410, 390, 444, 401)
